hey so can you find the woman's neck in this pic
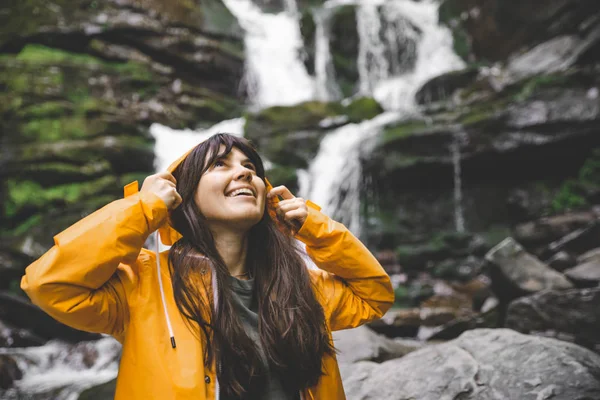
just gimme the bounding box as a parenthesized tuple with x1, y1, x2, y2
(212, 228, 249, 279)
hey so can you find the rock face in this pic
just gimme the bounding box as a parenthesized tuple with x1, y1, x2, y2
(341, 328, 600, 400)
(505, 287, 600, 347)
(438, 0, 600, 63)
(0, 0, 244, 270)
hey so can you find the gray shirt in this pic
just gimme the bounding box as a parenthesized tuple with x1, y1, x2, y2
(223, 276, 300, 400)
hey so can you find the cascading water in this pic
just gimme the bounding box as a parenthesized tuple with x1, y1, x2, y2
(150, 118, 246, 172)
(221, 0, 314, 107)
(1, 337, 120, 400)
(301, 0, 464, 234)
(451, 130, 468, 233)
(300, 112, 402, 236)
(365, 0, 465, 111)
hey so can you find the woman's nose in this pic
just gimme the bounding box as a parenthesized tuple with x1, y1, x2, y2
(234, 165, 252, 181)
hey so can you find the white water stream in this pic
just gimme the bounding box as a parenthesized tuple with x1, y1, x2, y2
(1, 337, 120, 400)
(221, 0, 315, 107)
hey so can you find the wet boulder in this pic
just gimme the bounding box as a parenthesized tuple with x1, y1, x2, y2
(341, 328, 600, 400)
(505, 287, 600, 347)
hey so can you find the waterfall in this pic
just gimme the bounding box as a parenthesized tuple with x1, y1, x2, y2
(221, 0, 314, 107)
(301, 0, 464, 234)
(451, 130, 467, 233)
(299, 112, 401, 235)
(150, 118, 245, 172)
(0, 337, 120, 400)
(368, 0, 464, 111)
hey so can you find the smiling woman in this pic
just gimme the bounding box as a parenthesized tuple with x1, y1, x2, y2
(20, 133, 395, 400)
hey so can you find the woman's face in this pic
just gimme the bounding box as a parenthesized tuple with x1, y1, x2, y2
(194, 145, 266, 231)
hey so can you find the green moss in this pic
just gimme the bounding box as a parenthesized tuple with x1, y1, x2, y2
(2, 44, 154, 85)
(459, 109, 495, 126)
(551, 180, 587, 213)
(18, 101, 72, 119)
(11, 214, 44, 236)
(21, 116, 101, 142)
(380, 121, 428, 144)
(13, 44, 102, 66)
(5, 176, 117, 217)
(550, 149, 600, 213)
(246, 100, 345, 137)
(344, 97, 383, 122)
(382, 154, 423, 170)
(513, 74, 570, 102)
(16, 161, 112, 184)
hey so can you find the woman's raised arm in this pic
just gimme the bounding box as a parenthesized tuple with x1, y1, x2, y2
(21, 180, 171, 340)
(295, 203, 395, 331)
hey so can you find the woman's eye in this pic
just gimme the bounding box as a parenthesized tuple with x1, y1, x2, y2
(214, 160, 225, 167)
(245, 164, 256, 171)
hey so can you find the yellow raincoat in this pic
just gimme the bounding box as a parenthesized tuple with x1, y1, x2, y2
(21, 150, 394, 399)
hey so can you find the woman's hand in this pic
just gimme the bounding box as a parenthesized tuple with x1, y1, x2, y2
(141, 172, 183, 210)
(267, 185, 308, 230)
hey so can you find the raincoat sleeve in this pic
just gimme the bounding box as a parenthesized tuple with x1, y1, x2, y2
(295, 202, 394, 331)
(20, 190, 168, 339)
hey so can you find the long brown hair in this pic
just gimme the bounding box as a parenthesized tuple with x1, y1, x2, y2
(168, 133, 334, 398)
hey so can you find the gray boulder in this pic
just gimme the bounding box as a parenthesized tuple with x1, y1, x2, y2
(341, 328, 600, 400)
(505, 287, 600, 346)
(485, 237, 573, 303)
(333, 325, 423, 364)
(564, 251, 600, 286)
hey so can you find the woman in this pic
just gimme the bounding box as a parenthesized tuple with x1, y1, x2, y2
(21, 133, 394, 399)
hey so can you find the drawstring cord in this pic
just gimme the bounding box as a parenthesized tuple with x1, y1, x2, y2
(155, 230, 176, 349)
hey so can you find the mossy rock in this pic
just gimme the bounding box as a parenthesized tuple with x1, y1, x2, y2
(0, 0, 242, 45)
(247, 100, 345, 137)
(344, 97, 384, 122)
(7, 161, 112, 187)
(261, 130, 326, 169)
(3, 176, 119, 220)
(16, 135, 154, 174)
